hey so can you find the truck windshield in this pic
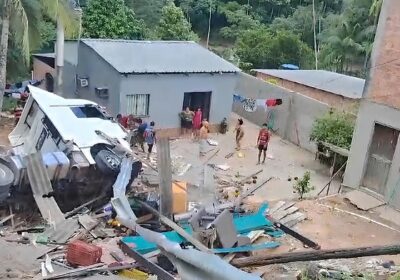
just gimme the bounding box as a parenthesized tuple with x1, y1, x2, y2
(70, 106, 107, 119)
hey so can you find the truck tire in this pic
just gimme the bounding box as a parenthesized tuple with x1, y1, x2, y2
(95, 150, 121, 175)
(0, 162, 14, 201)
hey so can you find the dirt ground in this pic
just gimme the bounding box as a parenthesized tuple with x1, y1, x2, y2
(1, 114, 400, 279)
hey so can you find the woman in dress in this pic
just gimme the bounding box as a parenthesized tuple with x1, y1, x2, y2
(192, 108, 202, 139)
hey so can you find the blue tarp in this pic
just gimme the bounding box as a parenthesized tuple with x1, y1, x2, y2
(122, 203, 283, 254)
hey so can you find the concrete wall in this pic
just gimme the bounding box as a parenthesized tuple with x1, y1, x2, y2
(343, 101, 400, 208)
(256, 72, 359, 113)
(120, 73, 237, 130)
(234, 73, 330, 152)
(64, 43, 122, 116)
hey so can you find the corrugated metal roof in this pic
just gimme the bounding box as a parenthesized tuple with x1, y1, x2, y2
(81, 39, 240, 74)
(25, 153, 65, 224)
(254, 69, 365, 99)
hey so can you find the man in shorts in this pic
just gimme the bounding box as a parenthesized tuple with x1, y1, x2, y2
(257, 123, 270, 165)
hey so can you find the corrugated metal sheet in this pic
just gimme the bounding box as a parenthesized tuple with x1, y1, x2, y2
(81, 39, 240, 74)
(254, 69, 365, 99)
(25, 153, 65, 224)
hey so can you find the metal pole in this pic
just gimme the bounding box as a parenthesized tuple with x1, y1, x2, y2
(312, 0, 318, 70)
(206, 0, 212, 48)
(157, 138, 173, 218)
(55, 17, 64, 95)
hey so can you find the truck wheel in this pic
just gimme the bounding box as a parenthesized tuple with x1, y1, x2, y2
(0, 162, 14, 201)
(95, 150, 121, 175)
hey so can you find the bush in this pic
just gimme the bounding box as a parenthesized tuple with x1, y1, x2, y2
(310, 110, 355, 150)
(293, 171, 315, 199)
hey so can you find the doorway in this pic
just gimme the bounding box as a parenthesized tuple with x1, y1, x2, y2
(182, 92, 212, 121)
(362, 123, 400, 195)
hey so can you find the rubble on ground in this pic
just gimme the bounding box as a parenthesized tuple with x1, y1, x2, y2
(0, 122, 399, 280)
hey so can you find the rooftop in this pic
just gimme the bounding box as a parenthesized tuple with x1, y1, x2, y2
(80, 39, 240, 74)
(253, 69, 365, 99)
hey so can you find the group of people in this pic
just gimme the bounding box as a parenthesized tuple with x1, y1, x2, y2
(116, 114, 156, 159)
(234, 118, 271, 165)
(179, 107, 203, 139)
(116, 112, 270, 165)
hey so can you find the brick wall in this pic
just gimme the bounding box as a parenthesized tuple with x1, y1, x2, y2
(256, 72, 359, 112)
(365, 0, 400, 109)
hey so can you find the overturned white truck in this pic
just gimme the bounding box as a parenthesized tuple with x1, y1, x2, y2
(0, 86, 141, 211)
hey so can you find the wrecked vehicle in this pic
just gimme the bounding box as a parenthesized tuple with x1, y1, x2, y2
(0, 86, 141, 211)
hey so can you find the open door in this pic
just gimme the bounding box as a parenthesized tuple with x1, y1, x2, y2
(182, 92, 212, 121)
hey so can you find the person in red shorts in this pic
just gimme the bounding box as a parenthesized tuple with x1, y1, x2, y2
(257, 123, 270, 165)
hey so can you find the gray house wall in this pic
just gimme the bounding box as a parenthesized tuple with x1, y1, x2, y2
(234, 73, 331, 152)
(119, 73, 237, 129)
(343, 101, 400, 208)
(64, 43, 122, 116)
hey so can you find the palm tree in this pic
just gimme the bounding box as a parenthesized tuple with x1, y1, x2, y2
(0, 0, 78, 111)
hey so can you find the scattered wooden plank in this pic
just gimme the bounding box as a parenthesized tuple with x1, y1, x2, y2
(280, 212, 304, 226)
(273, 206, 299, 221)
(269, 201, 286, 215)
(232, 244, 400, 268)
(285, 213, 306, 228)
(120, 242, 175, 280)
(0, 214, 15, 225)
(271, 220, 320, 250)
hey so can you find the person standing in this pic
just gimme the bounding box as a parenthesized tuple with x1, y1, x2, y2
(179, 107, 194, 137)
(199, 121, 209, 157)
(192, 108, 202, 139)
(257, 123, 271, 165)
(116, 114, 128, 128)
(144, 121, 156, 159)
(234, 118, 244, 150)
(136, 119, 147, 152)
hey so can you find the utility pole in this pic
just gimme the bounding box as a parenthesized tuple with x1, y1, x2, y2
(55, 17, 64, 95)
(312, 0, 318, 70)
(206, 0, 212, 48)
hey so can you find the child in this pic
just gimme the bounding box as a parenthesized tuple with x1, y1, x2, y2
(144, 121, 156, 159)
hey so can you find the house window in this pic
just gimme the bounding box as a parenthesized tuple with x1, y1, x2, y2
(126, 94, 150, 116)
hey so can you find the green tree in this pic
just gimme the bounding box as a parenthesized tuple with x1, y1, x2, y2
(0, 0, 78, 110)
(156, 1, 199, 41)
(270, 5, 315, 47)
(82, 0, 146, 39)
(236, 27, 313, 70)
(219, 1, 261, 41)
(318, 0, 375, 75)
(125, 0, 166, 27)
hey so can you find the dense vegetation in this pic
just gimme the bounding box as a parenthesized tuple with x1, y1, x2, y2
(1, 0, 382, 83)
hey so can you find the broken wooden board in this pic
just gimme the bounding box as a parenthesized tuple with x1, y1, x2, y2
(345, 190, 385, 211)
(269, 201, 295, 216)
(43, 218, 80, 243)
(280, 212, 304, 226)
(272, 206, 299, 221)
(78, 215, 107, 239)
(284, 213, 306, 228)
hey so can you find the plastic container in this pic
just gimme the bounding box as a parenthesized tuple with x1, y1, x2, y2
(66, 240, 102, 266)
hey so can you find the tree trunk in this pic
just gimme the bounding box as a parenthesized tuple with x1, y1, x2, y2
(0, 0, 10, 112)
(231, 244, 400, 268)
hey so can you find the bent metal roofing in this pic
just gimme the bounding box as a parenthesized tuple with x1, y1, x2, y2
(81, 39, 240, 74)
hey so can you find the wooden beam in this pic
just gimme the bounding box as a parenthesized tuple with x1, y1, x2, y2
(157, 138, 173, 219)
(231, 244, 400, 268)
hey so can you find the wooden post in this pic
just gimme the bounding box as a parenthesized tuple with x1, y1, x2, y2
(231, 244, 400, 268)
(157, 138, 173, 218)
